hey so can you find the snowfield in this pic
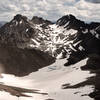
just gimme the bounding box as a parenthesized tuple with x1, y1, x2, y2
(0, 58, 95, 100)
(32, 24, 78, 57)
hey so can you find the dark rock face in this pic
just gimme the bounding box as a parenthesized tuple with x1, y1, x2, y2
(14, 14, 27, 22)
(56, 14, 86, 30)
(0, 44, 55, 76)
(81, 54, 100, 70)
(32, 16, 52, 25)
(56, 14, 100, 30)
(64, 33, 100, 66)
(31, 16, 53, 28)
(64, 50, 87, 66)
(0, 14, 34, 47)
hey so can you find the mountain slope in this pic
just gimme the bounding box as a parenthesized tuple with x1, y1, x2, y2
(0, 14, 55, 76)
(0, 14, 100, 100)
(0, 58, 95, 100)
(0, 21, 6, 27)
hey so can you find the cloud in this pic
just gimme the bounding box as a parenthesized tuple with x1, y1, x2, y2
(85, 0, 100, 3)
(0, 0, 100, 22)
(74, 0, 100, 22)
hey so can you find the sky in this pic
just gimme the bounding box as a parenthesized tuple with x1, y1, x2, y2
(0, 0, 100, 22)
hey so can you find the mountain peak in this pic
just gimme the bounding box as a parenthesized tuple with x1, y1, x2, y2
(56, 14, 76, 25)
(13, 14, 28, 22)
(64, 14, 76, 20)
(31, 16, 52, 25)
(56, 14, 86, 30)
(0, 14, 33, 46)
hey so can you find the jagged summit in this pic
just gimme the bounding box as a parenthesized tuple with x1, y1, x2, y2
(32, 16, 52, 25)
(13, 14, 28, 22)
(56, 14, 100, 31)
(56, 14, 86, 30)
(56, 14, 76, 25)
(0, 14, 36, 48)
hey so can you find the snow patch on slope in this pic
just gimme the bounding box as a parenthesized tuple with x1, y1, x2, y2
(29, 23, 78, 57)
(0, 58, 95, 100)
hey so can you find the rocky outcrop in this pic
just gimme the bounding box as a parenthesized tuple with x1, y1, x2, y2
(31, 16, 53, 28)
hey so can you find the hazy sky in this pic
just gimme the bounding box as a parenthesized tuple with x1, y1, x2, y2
(0, 0, 100, 22)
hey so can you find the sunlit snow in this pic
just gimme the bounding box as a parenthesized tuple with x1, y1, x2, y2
(0, 58, 95, 100)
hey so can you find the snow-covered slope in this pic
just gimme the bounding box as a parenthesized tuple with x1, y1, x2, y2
(0, 58, 95, 100)
(33, 23, 77, 58)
